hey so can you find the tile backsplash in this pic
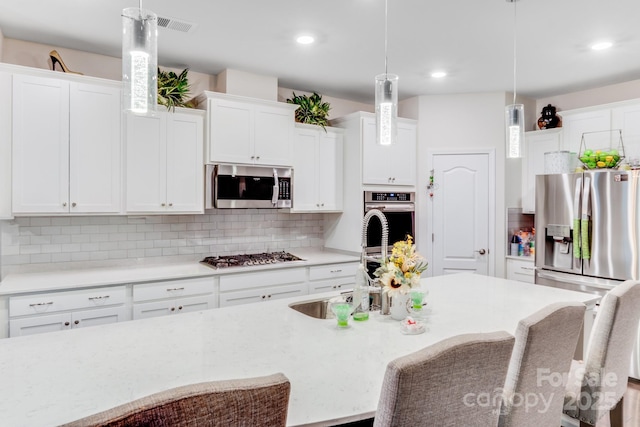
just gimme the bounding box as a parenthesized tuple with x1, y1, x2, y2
(0, 210, 324, 277)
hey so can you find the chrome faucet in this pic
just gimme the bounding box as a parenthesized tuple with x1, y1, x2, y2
(361, 209, 390, 315)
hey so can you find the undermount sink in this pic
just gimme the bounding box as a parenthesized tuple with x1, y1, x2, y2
(289, 298, 334, 319)
(289, 293, 353, 319)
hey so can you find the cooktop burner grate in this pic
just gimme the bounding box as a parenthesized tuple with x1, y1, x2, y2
(200, 251, 303, 269)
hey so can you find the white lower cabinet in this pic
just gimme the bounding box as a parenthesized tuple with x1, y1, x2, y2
(132, 277, 217, 320)
(308, 262, 359, 294)
(9, 286, 128, 337)
(219, 268, 307, 307)
(506, 258, 535, 283)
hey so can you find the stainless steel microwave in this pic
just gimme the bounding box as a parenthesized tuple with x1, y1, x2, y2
(205, 164, 292, 209)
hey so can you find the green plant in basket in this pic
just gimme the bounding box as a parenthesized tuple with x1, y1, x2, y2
(286, 92, 331, 130)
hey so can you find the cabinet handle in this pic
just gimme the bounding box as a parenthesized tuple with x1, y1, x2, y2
(256, 156, 260, 161)
(29, 301, 54, 307)
(166, 287, 185, 292)
(88, 295, 110, 300)
(168, 203, 173, 207)
(520, 267, 534, 271)
(178, 306, 183, 310)
(64, 321, 70, 326)
(62, 202, 67, 207)
(171, 307, 176, 311)
(251, 156, 255, 160)
(321, 203, 324, 207)
(330, 269, 343, 273)
(161, 203, 166, 207)
(71, 202, 77, 207)
(74, 320, 79, 325)
(267, 294, 272, 298)
(261, 295, 266, 299)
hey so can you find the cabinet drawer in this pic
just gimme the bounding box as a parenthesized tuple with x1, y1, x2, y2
(308, 262, 359, 281)
(219, 282, 307, 308)
(308, 278, 355, 294)
(9, 286, 126, 317)
(219, 268, 306, 292)
(507, 259, 535, 284)
(133, 277, 214, 302)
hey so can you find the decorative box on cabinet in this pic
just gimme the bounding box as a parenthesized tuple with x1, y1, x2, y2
(292, 124, 344, 212)
(506, 258, 535, 284)
(198, 91, 298, 167)
(9, 285, 128, 337)
(307, 262, 359, 294)
(125, 109, 204, 214)
(521, 128, 563, 213)
(12, 74, 122, 214)
(219, 268, 307, 307)
(132, 276, 217, 320)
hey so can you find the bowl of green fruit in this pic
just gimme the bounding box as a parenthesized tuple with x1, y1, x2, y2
(578, 149, 623, 169)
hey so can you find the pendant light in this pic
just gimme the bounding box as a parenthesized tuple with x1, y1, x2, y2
(375, 0, 398, 146)
(505, 0, 524, 158)
(122, 0, 157, 114)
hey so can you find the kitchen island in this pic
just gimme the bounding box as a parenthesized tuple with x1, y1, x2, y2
(0, 273, 599, 426)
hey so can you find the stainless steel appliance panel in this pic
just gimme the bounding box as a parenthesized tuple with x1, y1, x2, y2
(535, 173, 582, 275)
(583, 170, 640, 281)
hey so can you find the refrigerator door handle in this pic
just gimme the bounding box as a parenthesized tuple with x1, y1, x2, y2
(573, 176, 582, 266)
(581, 176, 592, 260)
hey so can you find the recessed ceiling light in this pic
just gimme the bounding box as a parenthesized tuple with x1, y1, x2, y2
(591, 41, 613, 51)
(296, 35, 315, 45)
(431, 71, 447, 78)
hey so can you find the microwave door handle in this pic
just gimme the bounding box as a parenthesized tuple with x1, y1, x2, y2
(272, 169, 279, 206)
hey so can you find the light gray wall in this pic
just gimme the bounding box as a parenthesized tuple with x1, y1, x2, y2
(0, 210, 324, 277)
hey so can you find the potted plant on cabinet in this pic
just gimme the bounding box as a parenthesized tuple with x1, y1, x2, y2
(286, 92, 331, 130)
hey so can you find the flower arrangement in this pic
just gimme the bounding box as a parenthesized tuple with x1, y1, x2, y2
(374, 236, 428, 296)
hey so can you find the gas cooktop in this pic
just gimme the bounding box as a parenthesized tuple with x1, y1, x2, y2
(200, 251, 303, 269)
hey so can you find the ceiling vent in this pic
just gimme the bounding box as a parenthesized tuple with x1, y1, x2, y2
(157, 16, 197, 33)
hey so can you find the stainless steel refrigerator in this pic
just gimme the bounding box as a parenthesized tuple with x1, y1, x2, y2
(534, 170, 640, 378)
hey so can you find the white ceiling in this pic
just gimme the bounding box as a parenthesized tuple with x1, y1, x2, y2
(1, 0, 639, 104)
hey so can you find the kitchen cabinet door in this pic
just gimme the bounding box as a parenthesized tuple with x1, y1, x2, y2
(208, 97, 253, 164)
(9, 312, 72, 337)
(165, 112, 204, 213)
(71, 306, 129, 329)
(254, 104, 294, 166)
(0, 72, 12, 219)
(292, 126, 319, 211)
(362, 117, 417, 186)
(126, 113, 167, 212)
(317, 129, 343, 211)
(69, 83, 122, 213)
(611, 102, 640, 162)
(560, 108, 611, 154)
(521, 129, 562, 213)
(126, 110, 204, 214)
(12, 74, 70, 214)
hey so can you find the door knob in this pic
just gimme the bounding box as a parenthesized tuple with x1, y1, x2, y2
(475, 249, 486, 255)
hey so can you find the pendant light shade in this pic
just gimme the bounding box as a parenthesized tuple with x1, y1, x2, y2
(122, 6, 157, 114)
(506, 104, 524, 158)
(505, 0, 524, 158)
(375, 73, 398, 146)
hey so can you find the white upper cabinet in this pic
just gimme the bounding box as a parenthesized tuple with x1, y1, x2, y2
(611, 103, 640, 162)
(292, 124, 343, 212)
(199, 91, 297, 167)
(12, 74, 121, 214)
(362, 116, 417, 186)
(125, 109, 204, 214)
(560, 108, 611, 154)
(0, 72, 12, 219)
(521, 129, 562, 213)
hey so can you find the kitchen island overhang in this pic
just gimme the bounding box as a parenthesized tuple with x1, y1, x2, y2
(0, 273, 599, 427)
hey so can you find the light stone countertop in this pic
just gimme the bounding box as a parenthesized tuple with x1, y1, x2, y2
(0, 273, 599, 426)
(0, 248, 360, 295)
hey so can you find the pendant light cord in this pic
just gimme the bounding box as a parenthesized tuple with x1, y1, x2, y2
(512, 0, 517, 105)
(384, 0, 389, 77)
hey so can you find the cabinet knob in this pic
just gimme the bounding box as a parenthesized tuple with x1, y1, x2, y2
(168, 203, 173, 207)
(62, 202, 67, 207)
(71, 202, 77, 207)
(74, 320, 79, 325)
(261, 295, 266, 299)
(161, 203, 166, 207)
(178, 306, 183, 310)
(256, 156, 260, 161)
(64, 321, 70, 326)
(171, 307, 176, 311)
(267, 294, 272, 299)
(251, 156, 255, 160)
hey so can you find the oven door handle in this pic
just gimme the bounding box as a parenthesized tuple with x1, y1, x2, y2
(365, 204, 415, 212)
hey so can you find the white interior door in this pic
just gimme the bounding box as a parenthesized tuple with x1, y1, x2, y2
(431, 152, 493, 276)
